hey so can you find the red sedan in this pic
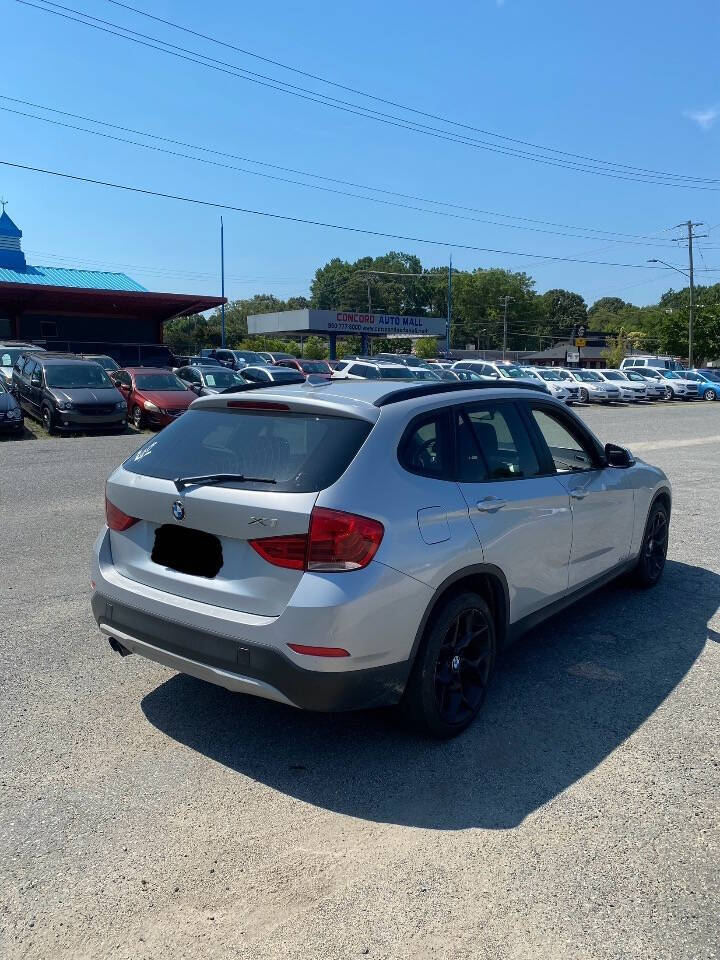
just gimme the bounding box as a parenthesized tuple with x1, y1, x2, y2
(112, 367, 195, 430)
(275, 358, 333, 379)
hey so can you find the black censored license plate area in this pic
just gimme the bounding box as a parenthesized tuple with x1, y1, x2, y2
(151, 524, 224, 578)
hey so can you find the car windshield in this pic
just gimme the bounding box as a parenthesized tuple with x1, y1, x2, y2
(539, 370, 563, 381)
(574, 370, 602, 382)
(660, 370, 679, 379)
(202, 370, 243, 388)
(379, 366, 415, 379)
(683, 372, 702, 381)
(1, 347, 24, 368)
(233, 351, 265, 364)
(521, 369, 542, 380)
(88, 356, 119, 371)
(300, 361, 331, 373)
(45, 363, 113, 389)
(602, 371, 625, 380)
(455, 370, 483, 381)
(123, 409, 373, 493)
(135, 373, 188, 391)
(411, 369, 441, 380)
(497, 365, 527, 379)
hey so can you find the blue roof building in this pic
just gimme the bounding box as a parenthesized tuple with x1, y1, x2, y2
(0, 205, 224, 364)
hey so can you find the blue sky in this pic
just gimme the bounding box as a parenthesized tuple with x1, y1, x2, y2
(2, 0, 720, 309)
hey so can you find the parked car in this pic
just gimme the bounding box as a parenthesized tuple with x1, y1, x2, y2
(78, 354, 120, 373)
(331, 360, 416, 380)
(275, 358, 334, 379)
(0, 343, 45, 386)
(172, 355, 223, 371)
(451, 360, 549, 392)
(256, 351, 296, 364)
(95, 378, 671, 739)
(0, 377, 23, 435)
(209, 349, 268, 370)
(654, 369, 699, 400)
(620, 355, 685, 371)
(12, 353, 127, 433)
(111, 367, 195, 429)
(175, 365, 245, 396)
(522, 367, 575, 404)
(233, 365, 306, 386)
(624, 368, 665, 400)
(565, 369, 620, 404)
(683, 370, 720, 401)
(373, 353, 432, 369)
(596, 369, 648, 402)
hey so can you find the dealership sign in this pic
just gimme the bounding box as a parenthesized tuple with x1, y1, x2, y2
(248, 308, 447, 338)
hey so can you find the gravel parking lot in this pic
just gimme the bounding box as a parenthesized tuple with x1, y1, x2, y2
(1, 402, 718, 960)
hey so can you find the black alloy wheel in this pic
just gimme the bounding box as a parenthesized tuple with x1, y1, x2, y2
(401, 592, 497, 738)
(632, 503, 669, 588)
(434, 607, 494, 726)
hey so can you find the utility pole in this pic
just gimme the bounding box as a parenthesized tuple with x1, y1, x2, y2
(446, 255, 452, 357)
(499, 296, 513, 360)
(673, 220, 706, 368)
(220, 217, 226, 349)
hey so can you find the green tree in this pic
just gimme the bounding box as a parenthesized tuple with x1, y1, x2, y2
(414, 336, 439, 358)
(303, 336, 328, 359)
(539, 289, 587, 331)
(588, 297, 627, 317)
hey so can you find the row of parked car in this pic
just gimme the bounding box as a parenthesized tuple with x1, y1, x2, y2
(2, 341, 718, 438)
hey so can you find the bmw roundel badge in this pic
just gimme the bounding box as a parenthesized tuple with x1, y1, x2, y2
(172, 499, 185, 522)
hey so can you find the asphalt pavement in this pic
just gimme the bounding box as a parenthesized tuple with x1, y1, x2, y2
(1, 401, 718, 960)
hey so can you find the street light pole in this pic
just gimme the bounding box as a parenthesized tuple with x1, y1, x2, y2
(686, 221, 696, 369)
(220, 217, 226, 349)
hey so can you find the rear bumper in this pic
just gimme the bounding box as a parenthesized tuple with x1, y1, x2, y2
(93, 595, 409, 711)
(91, 527, 429, 711)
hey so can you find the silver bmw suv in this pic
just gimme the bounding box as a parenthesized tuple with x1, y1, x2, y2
(92, 379, 671, 737)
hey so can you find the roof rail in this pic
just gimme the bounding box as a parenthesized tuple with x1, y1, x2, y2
(374, 379, 548, 407)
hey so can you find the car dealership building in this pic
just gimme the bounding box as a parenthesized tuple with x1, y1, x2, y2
(0, 207, 224, 366)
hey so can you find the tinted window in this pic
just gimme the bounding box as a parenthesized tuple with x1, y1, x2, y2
(242, 368, 271, 382)
(1, 348, 24, 368)
(123, 410, 373, 493)
(299, 361, 330, 373)
(351, 364, 379, 379)
(45, 363, 113, 389)
(530, 408, 595, 473)
(203, 370, 242, 389)
(458, 403, 540, 481)
(134, 373, 187, 391)
(379, 366, 414, 380)
(401, 413, 447, 477)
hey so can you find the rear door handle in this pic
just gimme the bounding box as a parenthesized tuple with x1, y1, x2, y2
(476, 496, 507, 513)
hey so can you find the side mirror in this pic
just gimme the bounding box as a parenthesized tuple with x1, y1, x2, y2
(605, 443, 635, 468)
(192, 383, 202, 393)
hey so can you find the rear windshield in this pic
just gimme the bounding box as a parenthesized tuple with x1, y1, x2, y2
(300, 361, 331, 373)
(123, 409, 373, 492)
(135, 373, 187, 391)
(45, 363, 113, 389)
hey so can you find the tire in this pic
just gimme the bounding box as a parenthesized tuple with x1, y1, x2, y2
(631, 501, 669, 588)
(132, 405, 144, 430)
(703, 388, 717, 401)
(41, 404, 56, 435)
(665, 386, 674, 400)
(579, 387, 589, 403)
(401, 592, 496, 739)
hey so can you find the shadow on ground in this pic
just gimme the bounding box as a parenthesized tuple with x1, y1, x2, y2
(142, 560, 717, 829)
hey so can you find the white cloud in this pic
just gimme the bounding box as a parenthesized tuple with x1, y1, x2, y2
(685, 106, 720, 130)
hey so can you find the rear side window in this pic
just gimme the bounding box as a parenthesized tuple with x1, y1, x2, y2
(458, 403, 540, 481)
(123, 409, 373, 493)
(400, 412, 448, 477)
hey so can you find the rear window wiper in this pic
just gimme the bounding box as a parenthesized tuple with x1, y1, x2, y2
(173, 473, 277, 491)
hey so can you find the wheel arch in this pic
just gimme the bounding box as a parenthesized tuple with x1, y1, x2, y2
(408, 564, 511, 665)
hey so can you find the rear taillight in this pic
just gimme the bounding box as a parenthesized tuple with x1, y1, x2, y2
(105, 494, 139, 532)
(248, 507, 384, 572)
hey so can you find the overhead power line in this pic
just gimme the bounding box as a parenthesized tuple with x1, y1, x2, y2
(96, 0, 720, 188)
(0, 95, 681, 247)
(0, 157, 701, 271)
(17, 0, 720, 191)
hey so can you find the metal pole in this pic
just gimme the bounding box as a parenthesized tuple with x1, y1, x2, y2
(446, 258, 451, 355)
(687, 220, 695, 369)
(220, 217, 226, 349)
(366, 279, 372, 357)
(501, 296, 511, 360)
